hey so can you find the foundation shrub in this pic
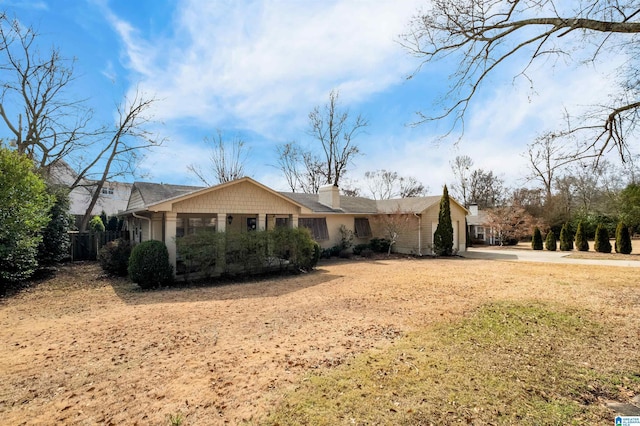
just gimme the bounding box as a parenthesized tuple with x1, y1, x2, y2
(369, 238, 391, 254)
(128, 240, 173, 289)
(175, 229, 223, 279)
(98, 238, 131, 276)
(352, 243, 370, 255)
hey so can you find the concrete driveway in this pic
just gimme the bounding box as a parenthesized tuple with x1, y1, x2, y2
(463, 247, 640, 267)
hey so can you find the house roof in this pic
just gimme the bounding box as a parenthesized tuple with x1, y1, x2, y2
(375, 196, 442, 214)
(280, 192, 378, 214)
(123, 178, 468, 216)
(467, 209, 489, 226)
(123, 182, 204, 213)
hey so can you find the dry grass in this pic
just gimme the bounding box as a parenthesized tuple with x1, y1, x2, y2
(0, 258, 639, 425)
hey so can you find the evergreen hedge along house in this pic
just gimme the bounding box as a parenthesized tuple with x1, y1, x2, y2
(120, 177, 468, 275)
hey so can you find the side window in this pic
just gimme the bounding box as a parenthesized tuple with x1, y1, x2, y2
(354, 218, 372, 238)
(247, 217, 257, 231)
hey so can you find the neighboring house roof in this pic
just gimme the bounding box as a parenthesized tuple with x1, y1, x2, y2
(281, 192, 378, 214)
(125, 182, 204, 212)
(467, 209, 489, 226)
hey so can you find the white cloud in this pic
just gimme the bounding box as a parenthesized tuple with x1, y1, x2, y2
(106, 0, 423, 137)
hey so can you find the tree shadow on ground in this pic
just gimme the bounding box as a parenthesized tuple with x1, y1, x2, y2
(111, 267, 342, 305)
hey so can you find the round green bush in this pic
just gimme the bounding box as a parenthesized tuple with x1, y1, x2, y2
(128, 240, 173, 289)
(98, 238, 131, 276)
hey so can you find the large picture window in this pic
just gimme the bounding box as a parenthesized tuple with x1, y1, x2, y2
(299, 218, 329, 241)
(176, 215, 216, 238)
(354, 218, 372, 238)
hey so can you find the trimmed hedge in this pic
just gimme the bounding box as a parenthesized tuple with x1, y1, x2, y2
(128, 240, 173, 289)
(175, 227, 320, 282)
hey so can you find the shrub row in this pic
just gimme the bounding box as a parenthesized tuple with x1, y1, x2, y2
(531, 221, 632, 254)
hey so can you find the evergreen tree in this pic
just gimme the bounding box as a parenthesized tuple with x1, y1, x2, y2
(559, 223, 573, 251)
(531, 227, 543, 250)
(545, 231, 557, 251)
(575, 221, 589, 252)
(594, 223, 612, 253)
(615, 222, 632, 254)
(38, 186, 73, 265)
(433, 185, 454, 256)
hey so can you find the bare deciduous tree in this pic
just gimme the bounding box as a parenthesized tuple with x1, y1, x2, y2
(274, 141, 324, 194)
(525, 132, 579, 201)
(275, 90, 367, 193)
(0, 13, 163, 231)
(402, 0, 640, 157)
(78, 90, 162, 231)
(188, 130, 249, 186)
(370, 206, 413, 255)
(468, 169, 506, 209)
(364, 169, 427, 200)
(0, 13, 98, 174)
(308, 89, 368, 187)
(450, 155, 473, 206)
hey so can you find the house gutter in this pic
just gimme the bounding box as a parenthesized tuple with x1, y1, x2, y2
(414, 213, 422, 256)
(132, 211, 152, 240)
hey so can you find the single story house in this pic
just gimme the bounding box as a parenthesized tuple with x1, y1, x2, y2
(120, 177, 467, 274)
(466, 204, 499, 245)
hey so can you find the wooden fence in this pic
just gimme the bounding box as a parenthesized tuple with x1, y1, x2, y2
(69, 231, 126, 261)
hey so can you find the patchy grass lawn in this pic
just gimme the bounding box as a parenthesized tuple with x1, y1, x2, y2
(0, 258, 638, 425)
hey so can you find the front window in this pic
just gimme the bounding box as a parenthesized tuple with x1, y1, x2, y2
(354, 218, 372, 238)
(299, 218, 329, 241)
(176, 215, 217, 237)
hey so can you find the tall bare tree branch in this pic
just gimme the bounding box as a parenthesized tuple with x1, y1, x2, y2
(401, 0, 640, 155)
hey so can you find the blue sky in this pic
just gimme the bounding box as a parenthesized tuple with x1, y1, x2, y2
(1, 0, 630, 197)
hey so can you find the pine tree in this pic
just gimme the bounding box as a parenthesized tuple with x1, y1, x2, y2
(545, 231, 557, 251)
(531, 227, 543, 250)
(615, 222, 632, 254)
(575, 221, 589, 252)
(433, 185, 454, 256)
(594, 223, 612, 253)
(559, 223, 573, 251)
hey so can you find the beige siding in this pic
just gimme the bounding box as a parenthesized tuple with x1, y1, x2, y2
(423, 201, 467, 253)
(172, 181, 300, 216)
(369, 214, 422, 255)
(127, 188, 144, 211)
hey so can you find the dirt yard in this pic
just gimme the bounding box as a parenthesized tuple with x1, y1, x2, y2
(1, 256, 639, 425)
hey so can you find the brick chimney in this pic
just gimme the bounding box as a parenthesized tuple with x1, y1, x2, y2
(319, 184, 340, 209)
(469, 204, 478, 216)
